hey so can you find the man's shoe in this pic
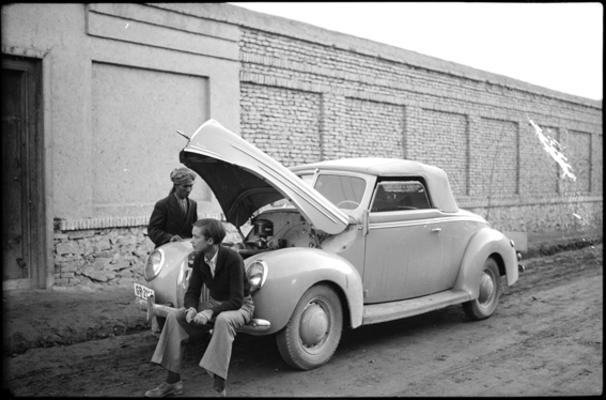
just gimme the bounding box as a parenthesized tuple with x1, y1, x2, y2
(213, 374, 226, 397)
(144, 381, 184, 397)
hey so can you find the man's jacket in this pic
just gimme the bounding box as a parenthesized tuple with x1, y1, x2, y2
(148, 194, 198, 247)
(184, 246, 251, 315)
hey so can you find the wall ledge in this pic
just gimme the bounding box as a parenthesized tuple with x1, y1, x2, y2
(54, 212, 225, 232)
(458, 195, 603, 209)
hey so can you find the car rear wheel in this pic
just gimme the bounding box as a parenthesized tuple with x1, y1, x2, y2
(276, 284, 343, 370)
(463, 257, 502, 320)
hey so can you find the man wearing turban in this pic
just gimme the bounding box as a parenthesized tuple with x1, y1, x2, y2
(148, 167, 199, 248)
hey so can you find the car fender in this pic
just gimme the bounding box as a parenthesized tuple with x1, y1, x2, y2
(146, 241, 193, 307)
(246, 247, 364, 335)
(454, 227, 519, 298)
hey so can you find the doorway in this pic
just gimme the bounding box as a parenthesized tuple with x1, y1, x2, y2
(2, 54, 46, 289)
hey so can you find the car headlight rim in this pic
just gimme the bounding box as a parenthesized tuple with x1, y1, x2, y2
(144, 249, 165, 281)
(247, 260, 268, 293)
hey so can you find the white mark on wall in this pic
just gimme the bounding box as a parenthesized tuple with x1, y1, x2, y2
(528, 118, 576, 181)
(527, 119, 596, 236)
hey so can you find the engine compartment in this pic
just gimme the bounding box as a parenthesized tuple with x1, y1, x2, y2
(235, 209, 325, 259)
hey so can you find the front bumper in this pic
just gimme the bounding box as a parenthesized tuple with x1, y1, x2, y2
(136, 294, 272, 335)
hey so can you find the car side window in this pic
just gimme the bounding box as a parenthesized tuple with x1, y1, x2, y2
(371, 180, 432, 212)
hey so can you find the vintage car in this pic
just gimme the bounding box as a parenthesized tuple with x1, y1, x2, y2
(134, 119, 523, 370)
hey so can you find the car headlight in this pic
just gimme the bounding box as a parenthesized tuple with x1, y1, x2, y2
(247, 260, 267, 293)
(144, 249, 165, 281)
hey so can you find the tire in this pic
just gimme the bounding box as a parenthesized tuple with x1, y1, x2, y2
(276, 284, 343, 370)
(463, 257, 502, 320)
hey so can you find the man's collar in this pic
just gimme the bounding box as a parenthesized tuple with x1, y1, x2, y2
(204, 246, 219, 264)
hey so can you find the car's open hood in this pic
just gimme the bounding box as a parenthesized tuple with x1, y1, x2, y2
(179, 119, 350, 235)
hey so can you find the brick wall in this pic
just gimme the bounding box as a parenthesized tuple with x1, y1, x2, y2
(342, 98, 404, 159)
(240, 83, 322, 167)
(412, 109, 468, 195)
(238, 25, 602, 237)
(474, 117, 519, 197)
(520, 125, 559, 196)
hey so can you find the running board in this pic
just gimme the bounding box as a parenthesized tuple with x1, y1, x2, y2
(362, 290, 473, 325)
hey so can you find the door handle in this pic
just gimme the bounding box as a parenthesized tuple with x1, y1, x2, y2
(431, 227, 442, 233)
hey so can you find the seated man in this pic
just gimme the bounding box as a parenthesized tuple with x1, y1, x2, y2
(145, 218, 254, 397)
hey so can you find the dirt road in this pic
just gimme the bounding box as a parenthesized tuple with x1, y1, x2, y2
(4, 244, 603, 396)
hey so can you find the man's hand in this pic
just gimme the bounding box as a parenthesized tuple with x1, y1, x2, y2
(185, 307, 197, 323)
(170, 235, 183, 242)
(193, 309, 213, 325)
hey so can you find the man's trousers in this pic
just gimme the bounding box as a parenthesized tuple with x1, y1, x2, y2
(150, 295, 254, 380)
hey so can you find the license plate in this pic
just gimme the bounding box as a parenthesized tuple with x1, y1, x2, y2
(134, 283, 155, 300)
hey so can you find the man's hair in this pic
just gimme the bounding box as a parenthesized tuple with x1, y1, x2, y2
(193, 218, 226, 245)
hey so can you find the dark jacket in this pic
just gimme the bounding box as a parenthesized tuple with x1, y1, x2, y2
(184, 246, 251, 315)
(148, 194, 198, 248)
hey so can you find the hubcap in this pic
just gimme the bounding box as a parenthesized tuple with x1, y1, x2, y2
(478, 272, 495, 304)
(299, 302, 329, 348)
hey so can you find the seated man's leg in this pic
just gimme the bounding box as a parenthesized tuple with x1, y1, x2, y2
(151, 308, 206, 373)
(199, 299, 254, 380)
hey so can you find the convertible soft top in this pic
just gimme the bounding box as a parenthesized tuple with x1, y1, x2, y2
(292, 158, 459, 213)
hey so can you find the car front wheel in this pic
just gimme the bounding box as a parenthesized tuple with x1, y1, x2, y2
(463, 257, 502, 320)
(276, 284, 343, 370)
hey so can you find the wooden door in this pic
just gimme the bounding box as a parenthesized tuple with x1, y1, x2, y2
(2, 55, 45, 289)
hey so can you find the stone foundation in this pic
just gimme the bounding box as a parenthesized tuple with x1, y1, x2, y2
(53, 226, 153, 287)
(52, 195, 602, 288)
(52, 210, 241, 288)
(462, 197, 603, 234)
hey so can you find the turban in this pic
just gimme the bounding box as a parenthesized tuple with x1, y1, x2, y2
(170, 167, 196, 185)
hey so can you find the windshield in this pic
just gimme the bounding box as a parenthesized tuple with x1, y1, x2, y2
(314, 174, 366, 210)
